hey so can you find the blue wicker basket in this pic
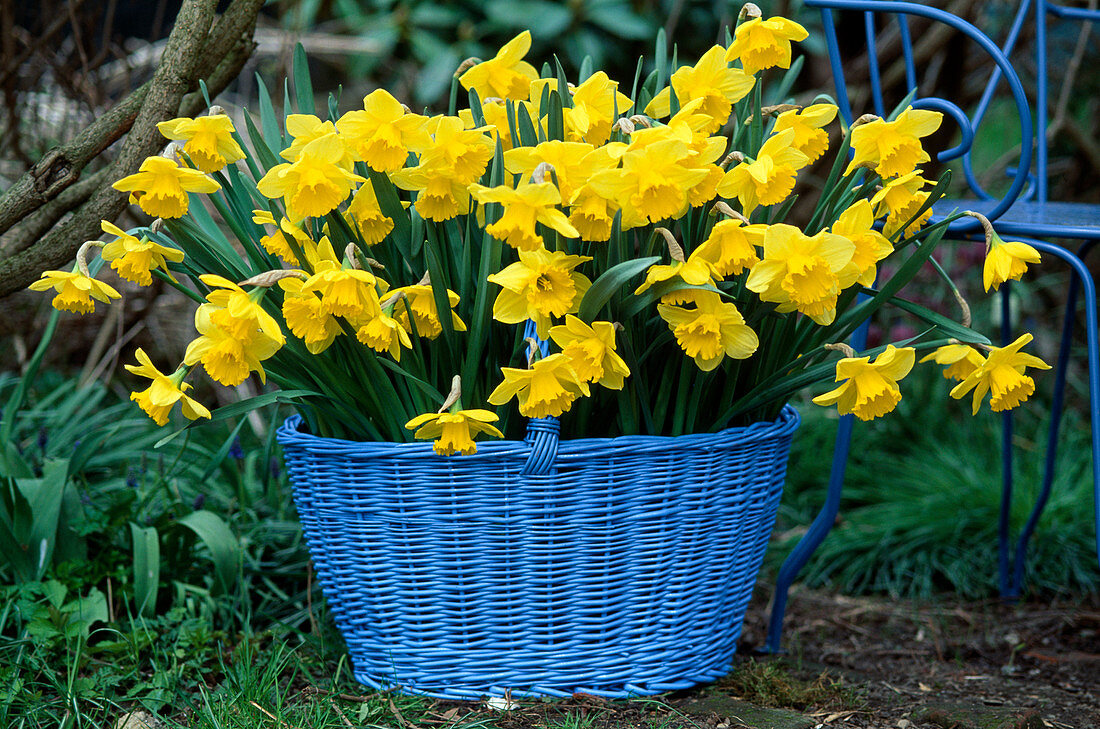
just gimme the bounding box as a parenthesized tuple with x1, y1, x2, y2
(277, 405, 799, 700)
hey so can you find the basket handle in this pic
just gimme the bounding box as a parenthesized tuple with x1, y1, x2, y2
(519, 319, 561, 476)
(523, 417, 560, 475)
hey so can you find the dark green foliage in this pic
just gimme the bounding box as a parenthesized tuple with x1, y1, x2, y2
(278, 0, 749, 108)
(777, 379, 1099, 599)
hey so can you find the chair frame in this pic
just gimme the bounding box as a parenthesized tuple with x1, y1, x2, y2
(765, 0, 1100, 653)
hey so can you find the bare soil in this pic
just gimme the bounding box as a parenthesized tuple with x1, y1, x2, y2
(731, 585, 1100, 728)
(424, 586, 1100, 729)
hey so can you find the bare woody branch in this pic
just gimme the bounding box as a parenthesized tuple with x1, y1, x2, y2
(0, 0, 263, 298)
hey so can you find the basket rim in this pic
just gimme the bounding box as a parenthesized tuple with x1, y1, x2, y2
(277, 403, 799, 459)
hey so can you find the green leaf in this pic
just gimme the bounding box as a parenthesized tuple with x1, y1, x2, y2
(485, 0, 572, 34)
(243, 110, 280, 172)
(175, 511, 240, 594)
(516, 103, 539, 147)
(586, 5, 655, 40)
(578, 256, 660, 322)
(368, 169, 412, 255)
(255, 73, 285, 152)
(888, 296, 991, 344)
(130, 524, 160, 617)
(292, 43, 315, 115)
(63, 587, 107, 634)
(1, 309, 59, 451)
(546, 89, 565, 141)
(654, 27, 668, 91)
(0, 459, 69, 582)
(153, 390, 319, 448)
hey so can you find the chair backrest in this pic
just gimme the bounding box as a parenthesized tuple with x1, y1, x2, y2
(1037, 1, 1100, 203)
(803, 0, 1034, 230)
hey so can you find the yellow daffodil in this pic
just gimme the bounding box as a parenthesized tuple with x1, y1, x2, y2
(567, 185, 619, 242)
(634, 246, 720, 303)
(113, 155, 220, 218)
(920, 344, 987, 382)
(183, 303, 283, 386)
(280, 115, 355, 169)
(657, 291, 758, 371)
(356, 310, 412, 361)
(157, 114, 246, 173)
(726, 16, 809, 75)
(846, 108, 943, 179)
(28, 268, 121, 314)
(257, 135, 365, 221)
(549, 315, 630, 389)
(391, 283, 466, 339)
(390, 157, 472, 221)
(645, 45, 756, 133)
(469, 181, 580, 251)
(336, 89, 432, 172)
(565, 71, 634, 145)
(419, 116, 495, 184)
(832, 200, 893, 288)
(639, 101, 731, 207)
(157, 114, 244, 173)
(280, 277, 342, 354)
(771, 104, 838, 163)
(984, 235, 1042, 292)
(488, 353, 591, 418)
(405, 409, 504, 456)
(696, 219, 766, 277)
(504, 141, 599, 203)
(950, 333, 1050, 414)
(252, 210, 314, 265)
(717, 129, 809, 217)
(459, 30, 539, 101)
(588, 138, 709, 226)
(199, 274, 286, 343)
(99, 220, 184, 285)
(465, 97, 523, 149)
(301, 266, 381, 320)
(745, 223, 855, 325)
(487, 248, 592, 338)
(812, 345, 916, 420)
(870, 170, 933, 238)
(125, 348, 211, 426)
(344, 180, 395, 246)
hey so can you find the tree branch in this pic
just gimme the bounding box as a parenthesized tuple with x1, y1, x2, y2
(0, 0, 261, 298)
(0, 0, 262, 238)
(0, 0, 217, 296)
(0, 168, 109, 257)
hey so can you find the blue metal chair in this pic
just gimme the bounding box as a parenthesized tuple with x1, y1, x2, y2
(765, 0, 1100, 652)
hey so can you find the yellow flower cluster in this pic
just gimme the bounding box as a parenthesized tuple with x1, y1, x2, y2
(26, 14, 1050, 445)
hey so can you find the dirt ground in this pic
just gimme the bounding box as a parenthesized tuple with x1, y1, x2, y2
(428, 586, 1100, 729)
(730, 586, 1100, 728)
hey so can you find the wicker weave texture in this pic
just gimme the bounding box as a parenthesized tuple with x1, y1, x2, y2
(277, 406, 800, 699)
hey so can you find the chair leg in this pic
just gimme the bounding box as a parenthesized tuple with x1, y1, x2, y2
(764, 315, 871, 653)
(1005, 238, 1100, 592)
(1008, 269, 1080, 596)
(764, 412, 854, 654)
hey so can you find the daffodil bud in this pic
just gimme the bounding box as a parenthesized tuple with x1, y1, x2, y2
(739, 3, 762, 21)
